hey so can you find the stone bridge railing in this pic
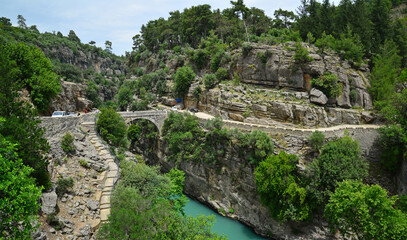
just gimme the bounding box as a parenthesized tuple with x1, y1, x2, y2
(119, 110, 168, 134)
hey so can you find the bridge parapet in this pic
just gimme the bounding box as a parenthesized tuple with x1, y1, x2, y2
(119, 110, 169, 134)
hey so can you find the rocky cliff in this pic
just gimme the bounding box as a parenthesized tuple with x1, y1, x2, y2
(146, 124, 382, 239)
(50, 81, 93, 113)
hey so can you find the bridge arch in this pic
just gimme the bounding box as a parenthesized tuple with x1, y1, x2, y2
(119, 110, 168, 135)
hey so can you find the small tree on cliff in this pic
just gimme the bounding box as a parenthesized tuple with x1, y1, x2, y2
(173, 66, 195, 99)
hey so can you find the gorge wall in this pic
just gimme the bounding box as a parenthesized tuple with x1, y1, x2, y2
(147, 123, 382, 239)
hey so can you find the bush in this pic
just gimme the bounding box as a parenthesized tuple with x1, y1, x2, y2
(193, 85, 202, 102)
(325, 180, 407, 239)
(215, 67, 228, 81)
(255, 151, 311, 222)
(308, 135, 368, 205)
(294, 42, 313, 63)
(96, 108, 128, 147)
(236, 130, 274, 166)
(192, 49, 209, 70)
(307, 130, 325, 152)
(61, 132, 75, 154)
(56, 177, 74, 197)
(203, 73, 218, 89)
(312, 72, 342, 98)
(173, 66, 195, 98)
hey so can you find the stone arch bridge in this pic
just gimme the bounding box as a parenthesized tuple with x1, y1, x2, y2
(119, 110, 169, 134)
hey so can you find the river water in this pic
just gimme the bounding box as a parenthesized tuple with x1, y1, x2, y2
(184, 196, 267, 240)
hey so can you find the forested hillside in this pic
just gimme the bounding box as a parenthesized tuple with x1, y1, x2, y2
(2, 0, 407, 239)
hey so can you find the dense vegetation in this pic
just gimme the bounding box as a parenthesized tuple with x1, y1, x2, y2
(98, 159, 226, 239)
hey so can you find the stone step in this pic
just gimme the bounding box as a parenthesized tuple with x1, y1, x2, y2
(106, 170, 118, 179)
(102, 186, 113, 193)
(100, 209, 110, 222)
(104, 178, 115, 188)
(81, 122, 95, 126)
(100, 195, 110, 205)
(107, 162, 118, 171)
(100, 203, 110, 210)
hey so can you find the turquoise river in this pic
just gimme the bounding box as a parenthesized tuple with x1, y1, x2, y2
(184, 196, 267, 239)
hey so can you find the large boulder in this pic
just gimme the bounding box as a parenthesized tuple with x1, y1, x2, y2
(41, 190, 58, 215)
(309, 88, 328, 105)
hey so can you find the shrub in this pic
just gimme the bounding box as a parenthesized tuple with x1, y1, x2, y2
(210, 51, 224, 72)
(192, 49, 209, 70)
(242, 43, 253, 57)
(255, 151, 311, 222)
(61, 132, 75, 154)
(56, 177, 74, 197)
(236, 130, 274, 166)
(173, 66, 195, 98)
(215, 67, 228, 81)
(294, 42, 313, 63)
(193, 85, 202, 102)
(308, 135, 368, 205)
(79, 159, 88, 167)
(96, 108, 128, 147)
(307, 131, 325, 152)
(312, 72, 342, 98)
(203, 73, 218, 89)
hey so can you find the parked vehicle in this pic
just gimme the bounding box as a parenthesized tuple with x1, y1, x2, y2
(51, 111, 66, 117)
(189, 108, 198, 113)
(171, 106, 178, 111)
(67, 112, 76, 116)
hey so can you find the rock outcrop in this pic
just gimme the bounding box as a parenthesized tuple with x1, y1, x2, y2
(50, 81, 93, 113)
(183, 82, 377, 128)
(234, 42, 373, 110)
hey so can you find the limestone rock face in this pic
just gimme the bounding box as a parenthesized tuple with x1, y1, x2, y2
(309, 88, 328, 105)
(235, 42, 372, 109)
(193, 83, 376, 128)
(50, 81, 92, 112)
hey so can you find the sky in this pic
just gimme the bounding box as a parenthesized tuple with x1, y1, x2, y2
(0, 0, 340, 56)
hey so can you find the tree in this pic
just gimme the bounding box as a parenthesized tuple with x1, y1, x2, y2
(255, 151, 310, 222)
(89, 40, 96, 46)
(273, 9, 296, 29)
(370, 0, 392, 53)
(61, 132, 75, 154)
(17, 14, 26, 29)
(0, 17, 12, 27)
(96, 108, 128, 147)
(68, 30, 80, 43)
(173, 66, 195, 98)
(0, 42, 60, 189)
(203, 73, 218, 89)
(325, 180, 407, 239)
(0, 134, 42, 239)
(231, 0, 251, 42)
(307, 130, 325, 153)
(308, 135, 368, 205)
(105, 40, 112, 53)
(369, 40, 402, 105)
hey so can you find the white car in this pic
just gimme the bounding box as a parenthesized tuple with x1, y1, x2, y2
(171, 106, 178, 111)
(51, 111, 66, 117)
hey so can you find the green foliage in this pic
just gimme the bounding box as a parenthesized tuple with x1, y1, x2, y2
(98, 160, 224, 240)
(235, 130, 274, 166)
(369, 40, 402, 105)
(308, 135, 368, 205)
(192, 49, 209, 70)
(127, 119, 158, 152)
(377, 125, 405, 173)
(312, 72, 342, 98)
(204, 73, 218, 89)
(293, 42, 313, 63)
(307, 130, 325, 152)
(334, 27, 364, 65)
(61, 132, 75, 154)
(173, 66, 195, 98)
(254, 151, 310, 222)
(0, 42, 61, 112)
(96, 108, 128, 147)
(193, 85, 202, 102)
(79, 159, 88, 168)
(315, 32, 335, 54)
(325, 180, 407, 240)
(56, 177, 74, 197)
(86, 80, 102, 108)
(0, 42, 54, 189)
(215, 67, 228, 81)
(0, 135, 42, 239)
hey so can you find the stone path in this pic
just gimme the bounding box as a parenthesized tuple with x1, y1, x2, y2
(80, 120, 119, 223)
